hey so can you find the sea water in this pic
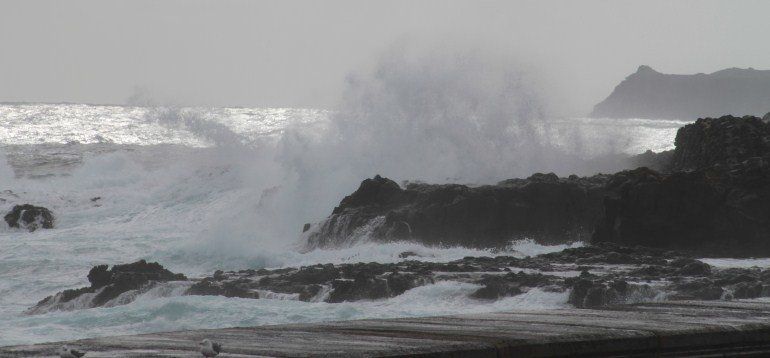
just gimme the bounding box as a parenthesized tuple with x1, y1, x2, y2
(0, 103, 707, 346)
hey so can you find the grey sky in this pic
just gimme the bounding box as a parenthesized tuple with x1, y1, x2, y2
(1, 0, 768, 114)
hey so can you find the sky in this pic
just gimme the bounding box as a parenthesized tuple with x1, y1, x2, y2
(1, 0, 769, 114)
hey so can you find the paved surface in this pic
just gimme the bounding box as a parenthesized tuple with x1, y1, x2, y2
(3, 300, 770, 357)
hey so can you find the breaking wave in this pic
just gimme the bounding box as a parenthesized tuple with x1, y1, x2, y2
(0, 46, 690, 346)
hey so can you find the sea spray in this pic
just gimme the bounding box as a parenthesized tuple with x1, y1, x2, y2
(0, 48, 688, 346)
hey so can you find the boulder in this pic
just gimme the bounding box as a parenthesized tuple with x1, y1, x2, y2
(567, 279, 625, 309)
(4, 204, 54, 231)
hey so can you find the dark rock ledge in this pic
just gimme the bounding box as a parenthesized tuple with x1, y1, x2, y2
(306, 115, 770, 257)
(29, 243, 770, 313)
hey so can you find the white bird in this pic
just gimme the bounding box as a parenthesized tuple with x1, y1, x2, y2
(199, 339, 222, 357)
(58, 345, 86, 358)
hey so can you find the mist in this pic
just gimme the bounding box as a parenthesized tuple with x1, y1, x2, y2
(128, 43, 667, 265)
(2, 0, 770, 114)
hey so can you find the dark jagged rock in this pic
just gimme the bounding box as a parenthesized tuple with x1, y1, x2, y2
(308, 116, 769, 256)
(471, 272, 556, 300)
(28, 243, 770, 313)
(306, 173, 610, 249)
(567, 279, 628, 309)
(591, 66, 770, 119)
(676, 261, 712, 276)
(536, 242, 676, 266)
(27, 260, 187, 314)
(671, 279, 724, 300)
(187, 278, 259, 299)
(4, 204, 54, 231)
(593, 116, 770, 256)
(87, 265, 112, 289)
(670, 115, 770, 171)
(628, 150, 674, 173)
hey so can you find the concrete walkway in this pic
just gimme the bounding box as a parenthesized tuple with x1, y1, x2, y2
(3, 300, 770, 357)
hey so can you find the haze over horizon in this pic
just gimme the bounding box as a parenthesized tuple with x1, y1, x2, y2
(1, 0, 769, 115)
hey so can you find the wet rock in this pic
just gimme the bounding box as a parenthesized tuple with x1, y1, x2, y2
(732, 282, 765, 299)
(307, 173, 610, 249)
(398, 251, 420, 259)
(670, 115, 770, 171)
(569, 279, 614, 308)
(540, 242, 677, 265)
(471, 278, 522, 300)
(672, 279, 724, 300)
(28, 260, 187, 313)
(187, 278, 258, 299)
(4, 204, 54, 231)
(470, 272, 555, 300)
(87, 265, 112, 289)
(593, 116, 770, 256)
(677, 261, 712, 276)
(30, 242, 770, 314)
(309, 115, 770, 256)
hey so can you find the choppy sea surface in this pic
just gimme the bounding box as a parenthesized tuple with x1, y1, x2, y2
(1, 103, 755, 346)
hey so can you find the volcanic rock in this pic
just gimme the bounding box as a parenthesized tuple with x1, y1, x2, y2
(4, 204, 54, 231)
(28, 260, 187, 314)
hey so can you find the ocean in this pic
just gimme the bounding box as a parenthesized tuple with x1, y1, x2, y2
(0, 102, 741, 346)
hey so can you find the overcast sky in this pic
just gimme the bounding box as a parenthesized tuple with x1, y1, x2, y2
(1, 0, 769, 113)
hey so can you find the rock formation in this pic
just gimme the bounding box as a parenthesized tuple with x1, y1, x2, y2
(29, 243, 770, 312)
(4, 204, 54, 231)
(593, 115, 770, 256)
(305, 174, 610, 249)
(308, 115, 770, 256)
(28, 260, 187, 314)
(591, 66, 770, 119)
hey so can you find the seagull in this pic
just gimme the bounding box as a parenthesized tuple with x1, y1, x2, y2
(199, 339, 222, 357)
(58, 345, 86, 358)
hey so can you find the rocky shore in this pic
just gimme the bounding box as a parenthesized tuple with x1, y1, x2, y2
(23, 114, 770, 314)
(306, 115, 770, 257)
(28, 242, 770, 314)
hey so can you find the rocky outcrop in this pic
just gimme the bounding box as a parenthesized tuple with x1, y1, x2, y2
(591, 66, 770, 119)
(30, 243, 770, 312)
(28, 260, 187, 314)
(305, 174, 610, 249)
(670, 115, 770, 171)
(4, 204, 54, 231)
(593, 116, 770, 256)
(307, 115, 770, 256)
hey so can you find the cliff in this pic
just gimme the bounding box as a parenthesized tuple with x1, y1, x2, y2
(591, 66, 770, 119)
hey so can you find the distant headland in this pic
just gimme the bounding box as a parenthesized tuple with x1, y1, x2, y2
(591, 65, 770, 119)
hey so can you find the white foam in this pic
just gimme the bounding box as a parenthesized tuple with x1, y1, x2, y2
(700, 258, 770, 269)
(0, 96, 698, 346)
(0, 281, 568, 346)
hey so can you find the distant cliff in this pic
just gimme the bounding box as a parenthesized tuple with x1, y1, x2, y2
(591, 65, 770, 119)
